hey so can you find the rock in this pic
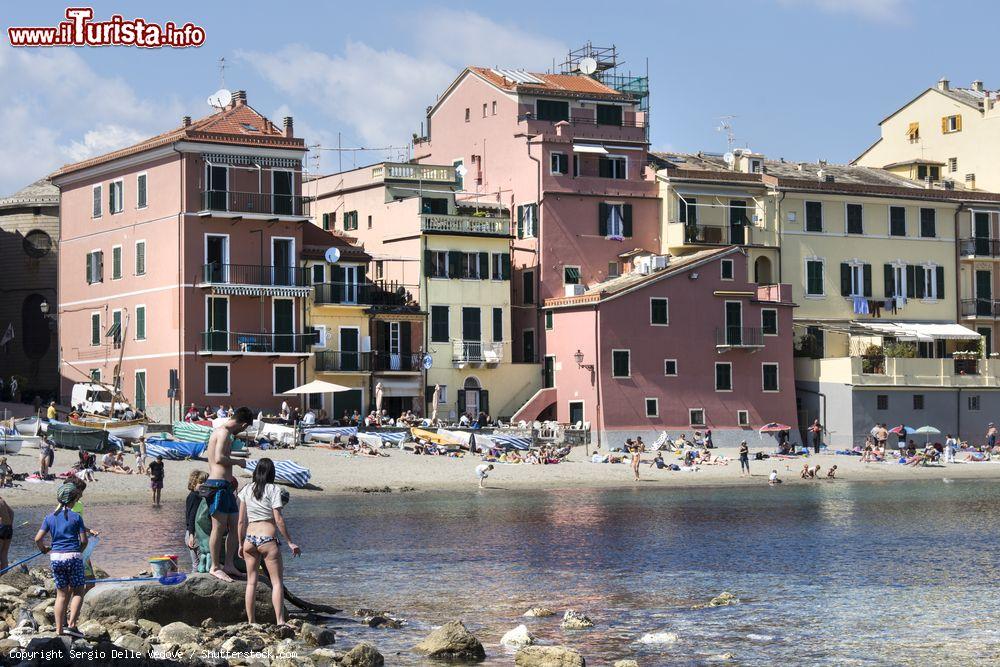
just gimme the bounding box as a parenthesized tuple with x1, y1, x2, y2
(221, 635, 251, 652)
(158, 621, 200, 645)
(523, 607, 555, 618)
(500, 624, 535, 648)
(364, 615, 402, 629)
(638, 632, 678, 644)
(271, 656, 314, 667)
(81, 573, 273, 625)
(341, 642, 385, 667)
(614, 661, 639, 667)
(708, 592, 739, 607)
(413, 620, 486, 661)
(310, 647, 344, 667)
(78, 619, 109, 641)
(560, 610, 594, 630)
(706, 653, 737, 662)
(300, 622, 335, 647)
(21, 635, 72, 666)
(113, 632, 151, 656)
(0, 585, 20, 597)
(276, 624, 297, 640)
(515, 645, 586, 667)
(137, 618, 162, 636)
(0, 637, 18, 653)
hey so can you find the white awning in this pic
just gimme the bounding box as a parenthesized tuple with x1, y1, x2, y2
(852, 321, 981, 341)
(376, 377, 422, 397)
(573, 144, 608, 154)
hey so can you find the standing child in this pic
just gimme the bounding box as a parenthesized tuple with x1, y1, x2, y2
(475, 463, 493, 489)
(134, 438, 147, 475)
(148, 456, 164, 506)
(34, 483, 88, 637)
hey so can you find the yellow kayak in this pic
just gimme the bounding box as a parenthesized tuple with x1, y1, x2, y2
(410, 427, 463, 446)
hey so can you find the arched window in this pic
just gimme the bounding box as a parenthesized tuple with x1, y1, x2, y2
(22, 230, 52, 258)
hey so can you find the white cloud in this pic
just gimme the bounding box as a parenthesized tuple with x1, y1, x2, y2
(777, 0, 907, 23)
(0, 43, 182, 194)
(239, 9, 565, 153)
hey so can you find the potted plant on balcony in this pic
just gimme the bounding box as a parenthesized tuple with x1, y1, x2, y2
(860, 344, 885, 374)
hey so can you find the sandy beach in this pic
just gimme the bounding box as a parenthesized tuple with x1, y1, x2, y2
(2, 439, 999, 508)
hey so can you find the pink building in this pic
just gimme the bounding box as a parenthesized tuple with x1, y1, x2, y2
(543, 247, 800, 448)
(412, 62, 658, 364)
(51, 92, 313, 420)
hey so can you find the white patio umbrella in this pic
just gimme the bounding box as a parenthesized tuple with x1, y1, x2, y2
(430, 384, 440, 424)
(914, 425, 941, 444)
(282, 380, 353, 395)
(375, 382, 384, 414)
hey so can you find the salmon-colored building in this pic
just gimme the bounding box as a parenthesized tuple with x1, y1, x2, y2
(51, 92, 313, 421)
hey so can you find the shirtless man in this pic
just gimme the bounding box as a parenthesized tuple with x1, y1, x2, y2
(205, 406, 253, 582)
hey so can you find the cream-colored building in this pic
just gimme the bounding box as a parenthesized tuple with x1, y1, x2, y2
(304, 163, 540, 421)
(855, 78, 1000, 192)
(651, 151, 1000, 446)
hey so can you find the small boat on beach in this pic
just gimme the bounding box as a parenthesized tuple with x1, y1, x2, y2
(47, 420, 111, 452)
(13, 416, 44, 436)
(69, 415, 147, 440)
(0, 432, 27, 455)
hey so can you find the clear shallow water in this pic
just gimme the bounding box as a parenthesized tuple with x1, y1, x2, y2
(12, 480, 1000, 665)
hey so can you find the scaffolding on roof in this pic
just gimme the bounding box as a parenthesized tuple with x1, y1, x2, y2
(559, 42, 650, 136)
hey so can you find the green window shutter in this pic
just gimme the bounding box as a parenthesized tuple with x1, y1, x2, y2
(457, 389, 466, 416)
(448, 251, 463, 279)
(516, 205, 524, 239)
(840, 263, 851, 296)
(96, 251, 103, 282)
(424, 250, 434, 277)
(863, 263, 872, 297)
(136, 307, 146, 339)
(91, 315, 99, 345)
(136, 242, 145, 275)
(501, 253, 511, 280)
(322, 213, 329, 230)
(478, 252, 489, 279)
(480, 389, 489, 414)
(884, 264, 894, 296)
(622, 204, 633, 237)
(86, 252, 93, 283)
(915, 267, 926, 298)
(598, 202, 609, 236)
(936, 265, 945, 299)
(906, 265, 916, 298)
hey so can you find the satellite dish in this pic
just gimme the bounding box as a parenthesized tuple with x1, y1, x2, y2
(578, 57, 598, 76)
(207, 88, 232, 109)
(324, 247, 341, 263)
(723, 152, 735, 166)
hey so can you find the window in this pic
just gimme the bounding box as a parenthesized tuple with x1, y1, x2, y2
(917, 164, 941, 181)
(906, 122, 919, 142)
(942, 114, 962, 133)
(564, 266, 581, 285)
(840, 262, 871, 298)
(598, 155, 627, 180)
(805, 201, 823, 232)
(912, 264, 944, 300)
(482, 103, 487, 118)
(491, 101, 497, 115)
(913, 394, 925, 410)
(550, 152, 568, 175)
(650, 297, 669, 325)
(134, 370, 146, 411)
(464, 107, 470, 122)
(645, 398, 659, 418)
(516, 203, 537, 239)
(375, 260, 384, 279)
(599, 202, 631, 238)
(536, 99, 569, 122)
(612, 349, 630, 378)
(664, 359, 677, 376)
(461, 252, 484, 279)
(135, 240, 146, 276)
(92, 185, 102, 218)
(876, 395, 888, 411)
(608, 261, 620, 278)
(311, 264, 325, 284)
(109, 179, 124, 214)
(568, 401, 584, 425)
(367, 215, 372, 229)
(762, 363, 779, 392)
(679, 196, 697, 225)
(491, 253, 509, 280)
(846, 203, 863, 234)
(90, 312, 101, 346)
(431, 306, 449, 343)
(522, 270, 535, 304)
(137, 173, 147, 209)
(86, 250, 104, 284)
(273, 365, 297, 395)
(737, 410, 749, 426)
(344, 211, 359, 231)
(429, 251, 449, 278)
(761, 309, 778, 335)
(135, 305, 146, 340)
(805, 259, 824, 296)
(89, 369, 101, 383)
(715, 362, 733, 391)
(889, 206, 906, 237)
(545, 311, 553, 330)
(522, 329, 535, 362)
(111, 245, 122, 280)
(920, 208, 936, 238)
(969, 395, 981, 411)
(321, 213, 330, 230)
(492, 307, 503, 342)
(949, 157, 958, 173)
(111, 309, 122, 348)
(206, 364, 230, 396)
(689, 408, 705, 426)
(596, 104, 623, 126)
(721, 259, 734, 281)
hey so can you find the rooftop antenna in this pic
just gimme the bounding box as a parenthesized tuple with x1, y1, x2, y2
(218, 57, 227, 88)
(717, 115, 737, 153)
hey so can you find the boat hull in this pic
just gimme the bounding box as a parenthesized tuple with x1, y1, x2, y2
(69, 418, 146, 440)
(48, 421, 111, 452)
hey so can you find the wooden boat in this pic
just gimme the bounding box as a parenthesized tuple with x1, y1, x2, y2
(13, 416, 43, 436)
(47, 421, 110, 452)
(0, 434, 26, 455)
(69, 415, 146, 439)
(410, 427, 464, 447)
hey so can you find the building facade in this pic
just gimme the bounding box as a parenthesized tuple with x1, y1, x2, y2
(0, 179, 60, 401)
(51, 92, 313, 421)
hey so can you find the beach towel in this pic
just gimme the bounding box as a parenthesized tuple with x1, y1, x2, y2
(489, 434, 531, 450)
(244, 459, 311, 488)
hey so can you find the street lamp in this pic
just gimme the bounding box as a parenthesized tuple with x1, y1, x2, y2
(39, 300, 50, 315)
(574, 349, 594, 372)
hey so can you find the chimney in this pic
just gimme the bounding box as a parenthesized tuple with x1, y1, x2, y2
(232, 90, 247, 108)
(182, 115, 191, 127)
(986, 96, 994, 112)
(972, 80, 984, 92)
(283, 116, 294, 138)
(938, 77, 950, 91)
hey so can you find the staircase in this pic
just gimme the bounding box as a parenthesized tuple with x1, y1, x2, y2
(510, 387, 557, 424)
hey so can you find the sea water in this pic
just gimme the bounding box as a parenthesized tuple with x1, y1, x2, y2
(14, 480, 1000, 665)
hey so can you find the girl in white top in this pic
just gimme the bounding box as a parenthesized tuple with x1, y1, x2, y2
(237, 458, 300, 625)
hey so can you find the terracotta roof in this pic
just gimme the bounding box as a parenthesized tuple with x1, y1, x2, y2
(301, 224, 370, 261)
(468, 67, 629, 100)
(51, 99, 306, 179)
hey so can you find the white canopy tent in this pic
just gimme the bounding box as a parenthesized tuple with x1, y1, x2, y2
(283, 380, 354, 395)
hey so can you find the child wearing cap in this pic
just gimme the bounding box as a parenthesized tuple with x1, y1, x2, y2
(33, 482, 88, 638)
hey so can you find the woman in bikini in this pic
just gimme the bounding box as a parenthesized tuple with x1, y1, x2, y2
(237, 458, 301, 625)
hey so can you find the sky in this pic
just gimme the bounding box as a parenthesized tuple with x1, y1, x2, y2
(0, 0, 996, 194)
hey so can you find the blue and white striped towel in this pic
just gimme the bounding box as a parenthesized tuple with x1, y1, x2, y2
(488, 434, 532, 450)
(244, 459, 312, 488)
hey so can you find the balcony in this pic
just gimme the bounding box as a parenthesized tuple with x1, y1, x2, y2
(517, 105, 647, 142)
(199, 190, 308, 219)
(683, 223, 754, 246)
(961, 298, 1000, 319)
(372, 351, 422, 372)
(198, 263, 312, 297)
(315, 351, 372, 373)
(960, 238, 1000, 258)
(420, 213, 511, 236)
(715, 327, 765, 350)
(313, 281, 413, 307)
(453, 340, 504, 365)
(198, 331, 314, 356)
(797, 356, 998, 388)
(371, 162, 456, 184)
